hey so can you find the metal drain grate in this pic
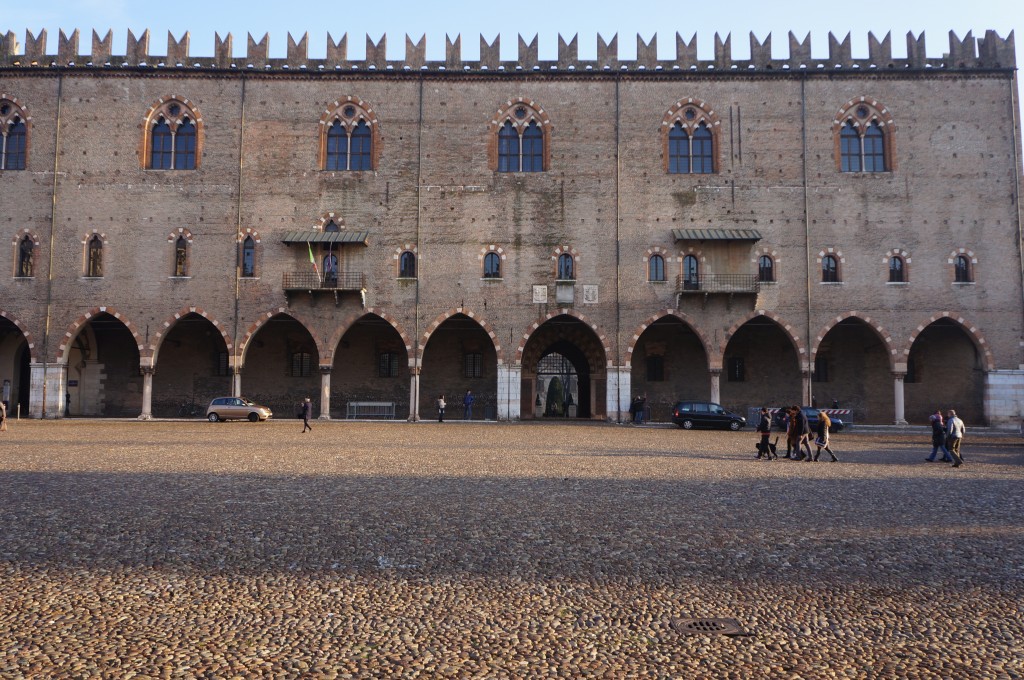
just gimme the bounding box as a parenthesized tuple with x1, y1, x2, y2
(671, 617, 747, 636)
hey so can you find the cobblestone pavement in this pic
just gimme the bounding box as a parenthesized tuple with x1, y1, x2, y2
(1, 420, 1022, 678)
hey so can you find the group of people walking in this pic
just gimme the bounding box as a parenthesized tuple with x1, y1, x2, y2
(926, 409, 966, 467)
(756, 406, 838, 462)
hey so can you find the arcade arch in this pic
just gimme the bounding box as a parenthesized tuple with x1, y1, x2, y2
(150, 312, 232, 417)
(331, 313, 410, 419)
(420, 312, 499, 420)
(519, 313, 609, 419)
(0, 314, 31, 417)
(904, 317, 986, 425)
(628, 314, 710, 422)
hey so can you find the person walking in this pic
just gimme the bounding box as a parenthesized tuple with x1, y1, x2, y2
(813, 410, 839, 461)
(756, 407, 775, 459)
(784, 406, 800, 459)
(301, 397, 313, 433)
(463, 390, 474, 420)
(925, 409, 953, 462)
(946, 409, 965, 468)
(437, 394, 446, 423)
(795, 406, 814, 461)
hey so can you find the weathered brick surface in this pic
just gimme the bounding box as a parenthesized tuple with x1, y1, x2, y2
(1, 62, 1022, 424)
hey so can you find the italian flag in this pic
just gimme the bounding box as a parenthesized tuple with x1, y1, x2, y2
(308, 242, 321, 284)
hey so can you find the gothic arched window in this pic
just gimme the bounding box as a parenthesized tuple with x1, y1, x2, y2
(241, 236, 256, 277)
(144, 99, 202, 170)
(320, 99, 379, 171)
(493, 101, 549, 173)
(1, 99, 28, 171)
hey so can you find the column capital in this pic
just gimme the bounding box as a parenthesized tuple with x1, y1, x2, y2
(140, 365, 155, 376)
(319, 365, 332, 375)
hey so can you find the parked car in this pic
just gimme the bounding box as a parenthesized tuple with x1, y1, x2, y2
(671, 401, 746, 430)
(801, 407, 845, 433)
(206, 397, 273, 422)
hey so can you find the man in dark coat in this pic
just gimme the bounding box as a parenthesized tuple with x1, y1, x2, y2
(301, 397, 313, 433)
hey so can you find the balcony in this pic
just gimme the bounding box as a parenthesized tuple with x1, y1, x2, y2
(676, 273, 759, 294)
(283, 271, 365, 292)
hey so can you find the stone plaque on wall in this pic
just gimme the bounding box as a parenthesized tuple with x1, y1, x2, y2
(583, 285, 598, 304)
(532, 285, 548, 303)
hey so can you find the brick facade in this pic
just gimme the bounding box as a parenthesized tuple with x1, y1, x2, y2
(0, 29, 1022, 426)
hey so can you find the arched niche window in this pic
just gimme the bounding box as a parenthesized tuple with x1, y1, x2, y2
(399, 251, 417, 279)
(682, 254, 700, 290)
(483, 251, 501, 279)
(758, 255, 775, 283)
(889, 256, 905, 283)
(822, 255, 839, 283)
(144, 98, 202, 170)
(86, 235, 103, 277)
(320, 99, 378, 171)
(173, 235, 189, 276)
(491, 100, 550, 173)
(834, 98, 895, 173)
(954, 255, 973, 283)
(241, 236, 256, 277)
(557, 253, 574, 280)
(1, 99, 28, 171)
(648, 253, 666, 282)
(663, 100, 719, 174)
(16, 234, 34, 277)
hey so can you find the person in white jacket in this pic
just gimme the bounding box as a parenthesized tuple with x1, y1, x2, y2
(946, 410, 965, 468)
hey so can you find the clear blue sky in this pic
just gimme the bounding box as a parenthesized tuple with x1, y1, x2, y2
(5, 0, 1021, 67)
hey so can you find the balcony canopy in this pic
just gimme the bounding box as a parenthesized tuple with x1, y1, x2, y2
(672, 228, 762, 242)
(281, 230, 370, 245)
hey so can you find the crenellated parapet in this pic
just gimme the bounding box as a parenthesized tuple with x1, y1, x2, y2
(0, 29, 1015, 73)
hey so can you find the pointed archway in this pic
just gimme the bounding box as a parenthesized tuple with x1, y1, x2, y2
(65, 312, 142, 417)
(812, 317, 894, 423)
(904, 318, 985, 425)
(241, 313, 319, 417)
(720, 315, 803, 412)
(629, 315, 710, 422)
(519, 314, 608, 419)
(332, 313, 410, 419)
(0, 315, 31, 416)
(151, 313, 232, 417)
(420, 313, 498, 420)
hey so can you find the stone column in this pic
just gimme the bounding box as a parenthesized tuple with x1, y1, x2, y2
(30, 362, 67, 419)
(232, 369, 242, 398)
(709, 369, 722, 405)
(801, 369, 813, 406)
(893, 372, 907, 424)
(139, 366, 154, 420)
(319, 366, 332, 419)
(497, 363, 522, 420)
(607, 366, 631, 422)
(408, 363, 421, 422)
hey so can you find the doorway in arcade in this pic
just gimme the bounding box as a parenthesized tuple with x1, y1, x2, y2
(519, 315, 606, 419)
(0, 316, 30, 417)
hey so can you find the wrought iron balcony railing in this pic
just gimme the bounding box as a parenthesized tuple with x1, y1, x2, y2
(676, 273, 760, 294)
(282, 271, 365, 291)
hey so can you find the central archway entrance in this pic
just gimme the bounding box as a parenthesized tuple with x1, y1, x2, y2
(520, 315, 607, 419)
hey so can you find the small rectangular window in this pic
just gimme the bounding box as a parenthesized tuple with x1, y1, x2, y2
(379, 352, 399, 378)
(464, 352, 483, 379)
(813, 357, 829, 383)
(291, 352, 312, 377)
(727, 357, 745, 382)
(646, 356, 664, 382)
(215, 351, 230, 377)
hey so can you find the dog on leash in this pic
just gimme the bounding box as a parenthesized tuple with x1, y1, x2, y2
(756, 436, 779, 460)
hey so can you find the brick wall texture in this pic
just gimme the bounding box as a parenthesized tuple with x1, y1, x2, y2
(1, 64, 1022, 425)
